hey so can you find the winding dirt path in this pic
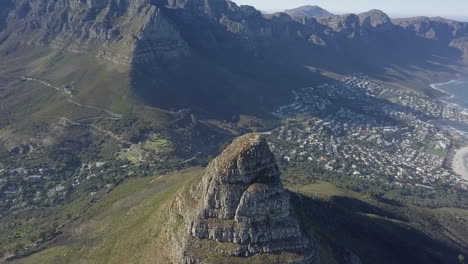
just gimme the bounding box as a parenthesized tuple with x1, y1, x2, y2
(0, 74, 122, 118)
(31, 114, 130, 145)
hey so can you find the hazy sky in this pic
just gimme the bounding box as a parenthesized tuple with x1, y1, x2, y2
(232, 0, 468, 19)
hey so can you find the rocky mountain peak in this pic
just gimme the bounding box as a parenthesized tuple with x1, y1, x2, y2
(284, 5, 333, 18)
(316, 9, 396, 38)
(187, 133, 313, 260)
(202, 133, 278, 186)
(393, 16, 468, 41)
(358, 9, 394, 31)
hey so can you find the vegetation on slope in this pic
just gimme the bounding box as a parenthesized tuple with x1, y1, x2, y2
(4, 168, 202, 263)
(1, 167, 465, 264)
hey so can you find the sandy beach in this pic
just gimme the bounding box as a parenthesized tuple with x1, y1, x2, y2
(452, 146, 468, 182)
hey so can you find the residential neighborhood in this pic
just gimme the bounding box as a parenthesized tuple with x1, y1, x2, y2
(271, 76, 468, 191)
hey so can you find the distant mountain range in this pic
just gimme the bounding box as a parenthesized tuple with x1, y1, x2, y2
(284, 5, 333, 18)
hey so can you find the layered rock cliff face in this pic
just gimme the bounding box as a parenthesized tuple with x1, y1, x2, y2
(394, 17, 468, 62)
(316, 10, 396, 39)
(5, 0, 466, 66)
(173, 134, 314, 263)
(0, 0, 190, 64)
(0, 0, 319, 65)
(393, 16, 468, 41)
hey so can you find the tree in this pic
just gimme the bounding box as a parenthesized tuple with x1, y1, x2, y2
(459, 254, 465, 264)
(64, 183, 74, 199)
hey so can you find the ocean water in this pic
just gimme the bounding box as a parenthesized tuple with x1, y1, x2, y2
(435, 79, 468, 108)
(430, 79, 468, 139)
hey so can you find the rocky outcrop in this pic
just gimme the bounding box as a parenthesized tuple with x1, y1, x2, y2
(393, 16, 468, 41)
(316, 14, 361, 38)
(358, 10, 395, 32)
(393, 16, 468, 61)
(316, 9, 395, 38)
(173, 134, 314, 263)
(192, 133, 310, 255)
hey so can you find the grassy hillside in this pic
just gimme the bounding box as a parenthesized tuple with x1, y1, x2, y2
(0, 43, 234, 167)
(5, 168, 203, 263)
(4, 168, 466, 264)
(0, 43, 133, 116)
(0, 40, 263, 165)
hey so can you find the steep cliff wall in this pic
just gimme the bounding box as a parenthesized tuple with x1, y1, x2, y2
(0, 0, 190, 64)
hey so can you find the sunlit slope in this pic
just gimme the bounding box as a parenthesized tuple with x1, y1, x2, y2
(11, 170, 467, 264)
(11, 168, 202, 264)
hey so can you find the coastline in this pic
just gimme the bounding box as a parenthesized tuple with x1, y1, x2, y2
(452, 146, 468, 182)
(436, 78, 468, 182)
(430, 79, 458, 98)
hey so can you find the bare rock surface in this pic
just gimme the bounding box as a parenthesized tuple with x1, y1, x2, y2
(179, 133, 313, 263)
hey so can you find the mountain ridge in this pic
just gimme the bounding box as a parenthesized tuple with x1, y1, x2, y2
(1, 1, 467, 119)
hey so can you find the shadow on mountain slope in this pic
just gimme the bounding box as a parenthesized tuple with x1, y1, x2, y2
(127, 2, 468, 121)
(130, 12, 466, 120)
(129, 10, 329, 119)
(292, 193, 467, 264)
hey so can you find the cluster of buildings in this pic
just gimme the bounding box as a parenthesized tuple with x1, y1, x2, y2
(0, 162, 123, 216)
(0, 167, 55, 216)
(271, 75, 467, 189)
(343, 76, 467, 121)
